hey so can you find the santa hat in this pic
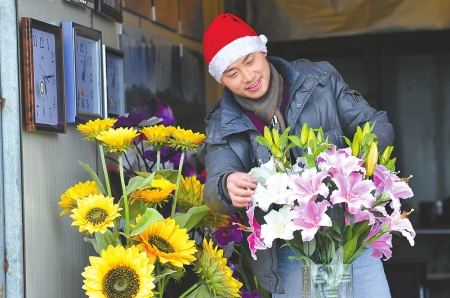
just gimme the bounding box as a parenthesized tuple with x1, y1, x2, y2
(203, 13, 268, 83)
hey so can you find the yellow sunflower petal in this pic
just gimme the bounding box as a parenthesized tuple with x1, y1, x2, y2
(70, 194, 122, 235)
(193, 238, 243, 297)
(77, 118, 117, 142)
(141, 125, 174, 147)
(59, 181, 101, 216)
(132, 217, 197, 268)
(96, 127, 140, 154)
(82, 245, 155, 298)
(168, 126, 205, 152)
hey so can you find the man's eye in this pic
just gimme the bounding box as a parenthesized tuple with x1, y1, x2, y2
(247, 59, 254, 65)
(228, 72, 237, 77)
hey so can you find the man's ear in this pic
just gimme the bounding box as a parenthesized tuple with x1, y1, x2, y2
(263, 52, 267, 58)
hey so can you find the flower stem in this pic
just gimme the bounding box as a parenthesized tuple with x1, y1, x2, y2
(99, 144, 112, 198)
(156, 146, 161, 171)
(171, 151, 185, 217)
(178, 283, 198, 298)
(118, 154, 130, 246)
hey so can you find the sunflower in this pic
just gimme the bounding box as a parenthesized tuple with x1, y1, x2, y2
(168, 126, 206, 152)
(96, 127, 140, 154)
(70, 194, 122, 235)
(177, 176, 229, 232)
(59, 180, 101, 216)
(130, 178, 177, 207)
(193, 238, 243, 297)
(82, 245, 155, 298)
(77, 118, 117, 142)
(132, 216, 197, 267)
(140, 125, 173, 148)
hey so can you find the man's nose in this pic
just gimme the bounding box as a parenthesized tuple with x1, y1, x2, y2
(241, 67, 254, 82)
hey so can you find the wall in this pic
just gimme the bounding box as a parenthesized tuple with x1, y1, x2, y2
(14, 1, 225, 297)
(18, 2, 117, 297)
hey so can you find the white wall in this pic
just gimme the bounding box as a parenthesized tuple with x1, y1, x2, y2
(18, 1, 119, 297)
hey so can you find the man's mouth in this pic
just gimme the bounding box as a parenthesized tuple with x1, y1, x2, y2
(246, 78, 261, 91)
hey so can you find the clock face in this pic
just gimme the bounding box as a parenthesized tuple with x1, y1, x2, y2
(106, 53, 124, 115)
(32, 28, 58, 125)
(75, 34, 102, 116)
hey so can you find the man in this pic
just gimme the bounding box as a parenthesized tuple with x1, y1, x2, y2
(202, 13, 393, 297)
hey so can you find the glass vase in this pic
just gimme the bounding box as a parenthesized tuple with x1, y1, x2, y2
(302, 263, 353, 298)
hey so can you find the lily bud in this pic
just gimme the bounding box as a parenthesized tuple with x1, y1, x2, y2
(356, 126, 363, 146)
(380, 145, 394, 165)
(300, 123, 309, 146)
(365, 142, 378, 177)
(307, 128, 316, 143)
(351, 135, 360, 157)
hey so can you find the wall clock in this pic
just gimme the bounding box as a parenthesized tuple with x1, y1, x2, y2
(21, 17, 67, 133)
(62, 22, 104, 123)
(103, 46, 126, 116)
(95, 0, 123, 23)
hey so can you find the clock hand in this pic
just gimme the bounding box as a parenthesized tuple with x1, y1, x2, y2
(39, 64, 49, 95)
(81, 51, 87, 82)
(111, 67, 116, 87)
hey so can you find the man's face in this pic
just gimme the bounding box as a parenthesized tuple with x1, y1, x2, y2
(221, 52, 270, 99)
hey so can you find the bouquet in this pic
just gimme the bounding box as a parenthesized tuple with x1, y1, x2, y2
(245, 122, 416, 267)
(58, 114, 263, 298)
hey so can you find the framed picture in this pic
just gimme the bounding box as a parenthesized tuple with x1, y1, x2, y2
(103, 45, 125, 116)
(95, 0, 123, 23)
(21, 17, 67, 133)
(62, 22, 104, 123)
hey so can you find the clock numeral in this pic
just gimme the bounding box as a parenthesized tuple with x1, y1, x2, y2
(33, 34, 37, 47)
(39, 36, 45, 49)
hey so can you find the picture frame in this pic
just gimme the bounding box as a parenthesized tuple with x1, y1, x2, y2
(95, 0, 123, 23)
(62, 22, 104, 123)
(21, 17, 67, 133)
(103, 45, 126, 116)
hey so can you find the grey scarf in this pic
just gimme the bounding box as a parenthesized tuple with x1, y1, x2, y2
(234, 62, 286, 132)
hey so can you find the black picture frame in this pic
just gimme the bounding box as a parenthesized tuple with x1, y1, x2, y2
(95, 0, 123, 23)
(21, 17, 67, 133)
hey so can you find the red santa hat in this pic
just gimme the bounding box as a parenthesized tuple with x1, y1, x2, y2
(203, 13, 268, 83)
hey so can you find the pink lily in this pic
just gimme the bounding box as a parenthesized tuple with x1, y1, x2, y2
(246, 203, 267, 259)
(284, 167, 330, 205)
(373, 164, 414, 210)
(317, 145, 364, 176)
(291, 200, 332, 241)
(330, 172, 376, 214)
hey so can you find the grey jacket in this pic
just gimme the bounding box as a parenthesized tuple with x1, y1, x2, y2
(202, 56, 394, 293)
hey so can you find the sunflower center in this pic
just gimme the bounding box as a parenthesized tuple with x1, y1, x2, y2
(148, 235, 174, 253)
(86, 207, 108, 225)
(103, 266, 140, 298)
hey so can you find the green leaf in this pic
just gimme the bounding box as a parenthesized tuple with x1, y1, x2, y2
(93, 230, 121, 254)
(79, 161, 106, 194)
(173, 205, 210, 231)
(255, 135, 272, 150)
(128, 200, 146, 224)
(130, 208, 164, 236)
(83, 236, 100, 254)
(153, 268, 176, 284)
(126, 172, 155, 194)
(185, 284, 210, 298)
(154, 169, 179, 184)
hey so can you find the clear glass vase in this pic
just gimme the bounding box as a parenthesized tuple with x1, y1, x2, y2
(302, 263, 353, 298)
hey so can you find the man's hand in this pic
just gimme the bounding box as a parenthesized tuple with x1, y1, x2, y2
(226, 172, 257, 208)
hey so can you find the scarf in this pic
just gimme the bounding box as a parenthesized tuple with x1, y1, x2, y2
(234, 62, 286, 132)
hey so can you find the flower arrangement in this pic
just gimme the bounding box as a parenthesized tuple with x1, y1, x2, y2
(245, 122, 416, 267)
(58, 114, 266, 297)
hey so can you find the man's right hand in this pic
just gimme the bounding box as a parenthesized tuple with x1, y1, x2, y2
(226, 172, 257, 208)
